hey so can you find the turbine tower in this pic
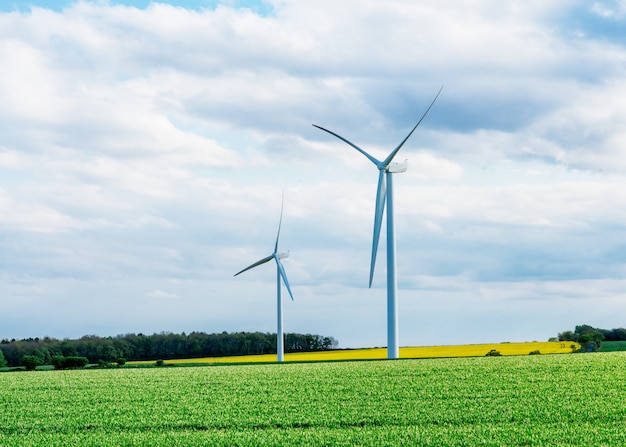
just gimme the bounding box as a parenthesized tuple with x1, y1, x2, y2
(313, 86, 442, 359)
(234, 196, 294, 362)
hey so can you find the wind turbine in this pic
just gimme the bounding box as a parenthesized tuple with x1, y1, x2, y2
(313, 86, 443, 359)
(234, 196, 294, 362)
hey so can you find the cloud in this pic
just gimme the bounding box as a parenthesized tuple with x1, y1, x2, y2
(591, 1, 626, 19)
(1, 1, 626, 348)
(147, 289, 179, 299)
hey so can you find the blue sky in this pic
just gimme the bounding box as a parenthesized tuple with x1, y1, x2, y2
(1, 0, 626, 348)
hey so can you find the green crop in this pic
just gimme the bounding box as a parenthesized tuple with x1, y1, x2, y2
(1, 352, 625, 446)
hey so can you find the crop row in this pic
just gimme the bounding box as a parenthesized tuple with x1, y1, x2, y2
(1, 352, 624, 446)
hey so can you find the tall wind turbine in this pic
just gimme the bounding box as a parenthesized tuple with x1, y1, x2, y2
(234, 196, 294, 362)
(313, 86, 443, 359)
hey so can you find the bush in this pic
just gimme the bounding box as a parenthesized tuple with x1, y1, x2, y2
(155, 359, 164, 367)
(64, 356, 89, 369)
(51, 355, 89, 370)
(485, 349, 502, 357)
(97, 359, 113, 368)
(21, 355, 42, 371)
(52, 355, 66, 370)
(0, 349, 7, 368)
(116, 357, 126, 366)
(529, 350, 541, 355)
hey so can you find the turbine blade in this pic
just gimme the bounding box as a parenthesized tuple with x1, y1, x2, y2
(234, 254, 273, 276)
(382, 85, 444, 167)
(274, 192, 285, 254)
(313, 124, 381, 167)
(275, 257, 294, 301)
(369, 170, 386, 288)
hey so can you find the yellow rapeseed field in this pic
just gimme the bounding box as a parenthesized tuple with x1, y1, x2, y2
(129, 341, 579, 365)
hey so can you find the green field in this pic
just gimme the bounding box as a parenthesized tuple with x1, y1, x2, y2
(600, 340, 626, 352)
(1, 352, 625, 446)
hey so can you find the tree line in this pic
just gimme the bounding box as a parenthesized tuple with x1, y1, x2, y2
(0, 331, 338, 367)
(556, 324, 626, 351)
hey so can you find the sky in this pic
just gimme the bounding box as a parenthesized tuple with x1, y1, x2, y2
(1, 0, 626, 348)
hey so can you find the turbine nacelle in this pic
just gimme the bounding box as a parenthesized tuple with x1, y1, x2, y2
(277, 251, 289, 260)
(386, 159, 408, 173)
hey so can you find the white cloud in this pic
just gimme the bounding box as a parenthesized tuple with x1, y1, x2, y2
(591, 1, 626, 18)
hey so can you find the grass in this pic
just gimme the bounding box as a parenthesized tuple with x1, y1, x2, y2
(600, 340, 626, 352)
(1, 350, 624, 446)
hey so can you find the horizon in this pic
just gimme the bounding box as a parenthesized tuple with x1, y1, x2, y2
(3, 321, 617, 347)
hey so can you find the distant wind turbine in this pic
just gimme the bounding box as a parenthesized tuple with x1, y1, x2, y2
(313, 86, 443, 359)
(234, 195, 294, 362)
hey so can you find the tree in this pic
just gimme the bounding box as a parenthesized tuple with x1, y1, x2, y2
(575, 325, 604, 351)
(33, 347, 52, 365)
(602, 327, 626, 341)
(0, 348, 7, 368)
(21, 355, 42, 371)
(52, 355, 66, 370)
(558, 330, 576, 342)
(558, 324, 605, 351)
(0, 330, 338, 364)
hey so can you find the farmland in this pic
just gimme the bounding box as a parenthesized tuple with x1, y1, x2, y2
(1, 352, 625, 446)
(128, 341, 578, 365)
